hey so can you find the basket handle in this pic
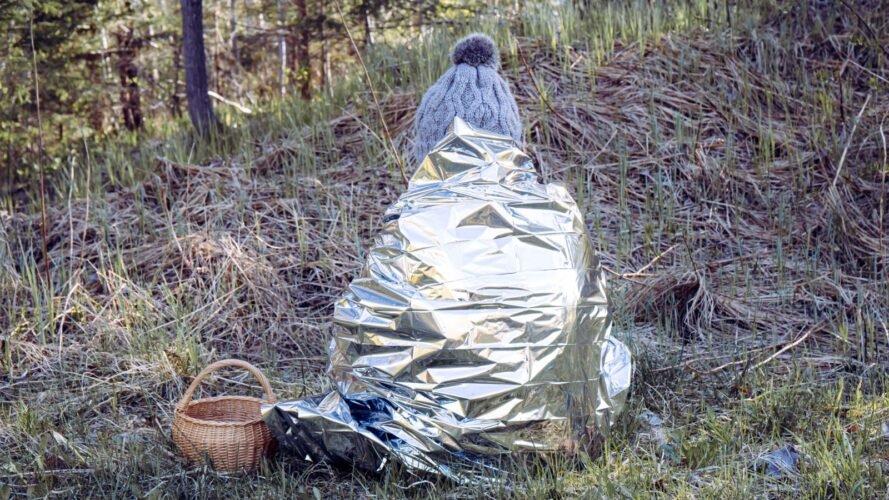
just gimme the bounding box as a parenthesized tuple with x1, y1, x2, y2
(177, 359, 276, 409)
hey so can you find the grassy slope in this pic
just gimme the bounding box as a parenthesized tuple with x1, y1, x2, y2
(2, 1, 888, 498)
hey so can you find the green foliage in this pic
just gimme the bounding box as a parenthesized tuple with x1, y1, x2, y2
(0, 0, 483, 198)
(1, 0, 101, 184)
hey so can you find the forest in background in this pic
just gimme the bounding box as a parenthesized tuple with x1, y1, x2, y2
(1, 0, 512, 196)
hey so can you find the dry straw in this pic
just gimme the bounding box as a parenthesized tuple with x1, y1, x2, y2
(1, 6, 886, 448)
(172, 359, 277, 472)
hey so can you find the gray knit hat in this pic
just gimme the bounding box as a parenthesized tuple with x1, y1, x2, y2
(413, 33, 523, 163)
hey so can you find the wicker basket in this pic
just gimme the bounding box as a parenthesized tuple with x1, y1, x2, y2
(172, 359, 277, 472)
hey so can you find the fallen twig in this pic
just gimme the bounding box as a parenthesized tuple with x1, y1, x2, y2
(753, 321, 830, 370)
(832, 93, 871, 188)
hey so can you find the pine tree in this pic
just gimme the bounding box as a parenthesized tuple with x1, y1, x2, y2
(179, 0, 215, 134)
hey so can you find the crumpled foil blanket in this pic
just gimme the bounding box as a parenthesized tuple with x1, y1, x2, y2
(262, 117, 632, 481)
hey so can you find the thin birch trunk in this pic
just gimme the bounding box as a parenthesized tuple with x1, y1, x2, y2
(321, 1, 331, 96)
(148, 24, 160, 84)
(100, 27, 112, 81)
(277, 0, 286, 97)
(213, 4, 220, 94)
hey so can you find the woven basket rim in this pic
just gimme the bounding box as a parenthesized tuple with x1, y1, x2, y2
(174, 395, 272, 428)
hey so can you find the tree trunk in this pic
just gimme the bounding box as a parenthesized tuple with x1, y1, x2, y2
(293, 0, 310, 99)
(277, 0, 286, 97)
(321, 1, 331, 96)
(213, 7, 220, 93)
(171, 34, 183, 118)
(180, 0, 216, 134)
(361, 1, 372, 49)
(100, 27, 112, 81)
(115, 28, 143, 131)
(229, 0, 237, 60)
(3, 27, 14, 195)
(148, 24, 160, 84)
(86, 58, 105, 131)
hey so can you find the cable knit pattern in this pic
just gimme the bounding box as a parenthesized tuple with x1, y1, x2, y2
(413, 34, 523, 163)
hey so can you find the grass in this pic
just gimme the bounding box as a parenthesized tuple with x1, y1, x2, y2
(2, 0, 888, 497)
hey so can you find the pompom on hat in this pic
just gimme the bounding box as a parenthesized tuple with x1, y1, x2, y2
(451, 32, 499, 68)
(413, 33, 523, 163)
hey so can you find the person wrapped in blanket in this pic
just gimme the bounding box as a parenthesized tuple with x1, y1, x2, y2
(262, 33, 632, 482)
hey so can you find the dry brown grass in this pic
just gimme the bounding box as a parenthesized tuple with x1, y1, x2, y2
(1, 1, 888, 497)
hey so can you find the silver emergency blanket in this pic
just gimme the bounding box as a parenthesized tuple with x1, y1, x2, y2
(262, 118, 631, 480)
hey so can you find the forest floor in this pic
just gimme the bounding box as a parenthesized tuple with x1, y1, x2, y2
(2, 1, 889, 498)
